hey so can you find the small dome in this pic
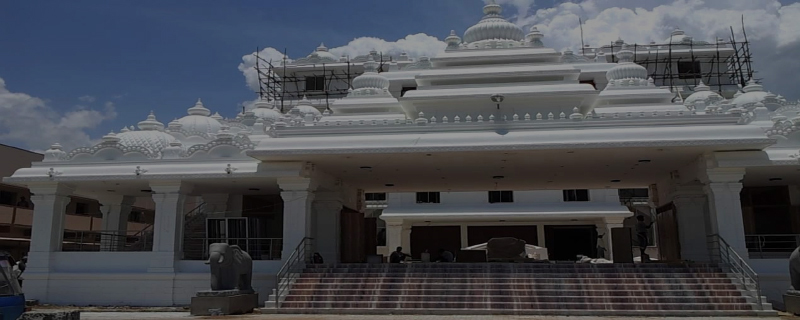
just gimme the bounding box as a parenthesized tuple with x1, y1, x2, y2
(683, 81, 723, 107)
(606, 45, 648, 82)
(463, 0, 525, 44)
(666, 28, 693, 44)
(251, 99, 282, 122)
(137, 111, 165, 131)
(526, 26, 544, 47)
(289, 96, 322, 117)
(731, 80, 770, 108)
(309, 42, 338, 61)
(445, 30, 462, 49)
(177, 99, 222, 133)
(352, 57, 390, 90)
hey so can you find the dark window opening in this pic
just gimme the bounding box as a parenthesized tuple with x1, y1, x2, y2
(128, 211, 143, 222)
(401, 87, 417, 97)
(305, 76, 325, 91)
(489, 191, 514, 203)
(563, 189, 590, 202)
(0, 191, 16, 206)
(579, 80, 597, 89)
(618, 188, 649, 200)
(677, 61, 702, 79)
(75, 203, 89, 215)
(365, 193, 387, 201)
(416, 192, 440, 204)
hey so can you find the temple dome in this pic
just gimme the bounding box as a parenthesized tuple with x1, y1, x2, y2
(290, 96, 322, 117)
(251, 99, 282, 122)
(606, 46, 648, 82)
(177, 99, 222, 133)
(462, 0, 524, 44)
(310, 43, 337, 61)
(683, 82, 723, 107)
(352, 57, 389, 90)
(117, 112, 177, 152)
(730, 80, 770, 108)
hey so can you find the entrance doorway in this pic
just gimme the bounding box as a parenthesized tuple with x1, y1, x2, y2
(544, 225, 597, 261)
(410, 226, 461, 261)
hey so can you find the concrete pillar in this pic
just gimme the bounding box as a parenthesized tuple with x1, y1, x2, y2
(604, 217, 626, 261)
(595, 223, 608, 259)
(704, 168, 748, 257)
(202, 194, 229, 218)
(278, 177, 315, 259)
(385, 220, 403, 252)
(148, 181, 192, 273)
(536, 225, 546, 248)
(671, 183, 711, 261)
(27, 182, 74, 273)
(313, 193, 343, 264)
(402, 225, 412, 254)
(97, 195, 135, 251)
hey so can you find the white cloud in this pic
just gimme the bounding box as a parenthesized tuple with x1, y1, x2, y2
(78, 95, 96, 103)
(489, 0, 800, 99)
(237, 34, 447, 99)
(0, 76, 117, 152)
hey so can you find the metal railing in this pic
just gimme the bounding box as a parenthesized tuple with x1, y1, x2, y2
(707, 234, 763, 310)
(62, 230, 152, 252)
(274, 237, 313, 308)
(746, 234, 800, 259)
(182, 237, 282, 261)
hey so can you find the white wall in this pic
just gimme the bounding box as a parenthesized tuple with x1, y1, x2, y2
(388, 189, 620, 206)
(25, 253, 283, 306)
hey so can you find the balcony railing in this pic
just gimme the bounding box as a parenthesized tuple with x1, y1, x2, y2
(745, 234, 800, 259)
(61, 229, 152, 252)
(182, 237, 282, 261)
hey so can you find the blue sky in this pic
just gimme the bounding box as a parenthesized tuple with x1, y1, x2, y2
(1, 0, 799, 151)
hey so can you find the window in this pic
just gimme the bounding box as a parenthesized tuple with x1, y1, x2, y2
(416, 192, 440, 204)
(488, 191, 514, 203)
(365, 193, 387, 201)
(75, 203, 89, 215)
(0, 191, 15, 206)
(677, 61, 701, 79)
(563, 189, 590, 202)
(401, 86, 417, 97)
(305, 76, 325, 91)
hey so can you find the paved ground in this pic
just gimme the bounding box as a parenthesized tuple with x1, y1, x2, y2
(77, 312, 794, 320)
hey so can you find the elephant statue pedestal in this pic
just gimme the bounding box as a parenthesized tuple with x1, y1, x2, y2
(190, 290, 259, 316)
(190, 243, 258, 316)
(785, 290, 800, 315)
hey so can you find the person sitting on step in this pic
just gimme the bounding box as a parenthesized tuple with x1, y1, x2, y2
(389, 247, 411, 263)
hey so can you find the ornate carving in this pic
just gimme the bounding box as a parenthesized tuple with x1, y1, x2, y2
(184, 134, 255, 157)
(67, 144, 158, 160)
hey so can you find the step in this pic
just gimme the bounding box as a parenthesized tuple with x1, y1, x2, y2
(286, 288, 745, 297)
(306, 263, 720, 268)
(276, 301, 757, 311)
(298, 272, 732, 279)
(303, 266, 724, 272)
(290, 284, 741, 292)
(294, 277, 735, 285)
(283, 294, 750, 304)
(263, 307, 778, 317)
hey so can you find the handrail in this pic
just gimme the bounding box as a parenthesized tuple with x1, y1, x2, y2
(273, 237, 313, 308)
(707, 234, 763, 310)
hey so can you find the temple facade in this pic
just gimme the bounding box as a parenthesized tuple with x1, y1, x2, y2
(4, 0, 799, 307)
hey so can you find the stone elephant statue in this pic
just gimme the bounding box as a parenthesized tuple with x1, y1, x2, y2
(791, 246, 800, 290)
(205, 243, 253, 292)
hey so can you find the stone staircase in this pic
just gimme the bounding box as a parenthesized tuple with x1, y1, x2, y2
(269, 263, 776, 316)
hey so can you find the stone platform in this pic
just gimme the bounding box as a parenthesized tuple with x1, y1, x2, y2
(785, 290, 800, 315)
(190, 290, 258, 316)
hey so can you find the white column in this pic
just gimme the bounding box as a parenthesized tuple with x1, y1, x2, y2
(402, 224, 412, 253)
(460, 225, 469, 248)
(595, 223, 608, 259)
(672, 183, 711, 261)
(536, 225, 546, 248)
(385, 220, 404, 252)
(704, 168, 748, 257)
(279, 177, 315, 259)
(27, 182, 74, 273)
(148, 181, 192, 273)
(604, 217, 626, 261)
(97, 195, 135, 251)
(202, 194, 229, 218)
(313, 194, 343, 264)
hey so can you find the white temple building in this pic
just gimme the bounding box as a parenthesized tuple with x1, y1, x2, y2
(5, 0, 800, 308)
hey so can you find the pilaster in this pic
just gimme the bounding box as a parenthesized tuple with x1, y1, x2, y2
(703, 167, 748, 257)
(279, 177, 316, 259)
(313, 192, 343, 263)
(27, 182, 74, 273)
(603, 217, 626, 261)
(149, 181, 192, 273)
(384, 219, 404, 253)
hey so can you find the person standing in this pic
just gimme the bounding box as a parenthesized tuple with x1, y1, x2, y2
(636, 215, 654, 262)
